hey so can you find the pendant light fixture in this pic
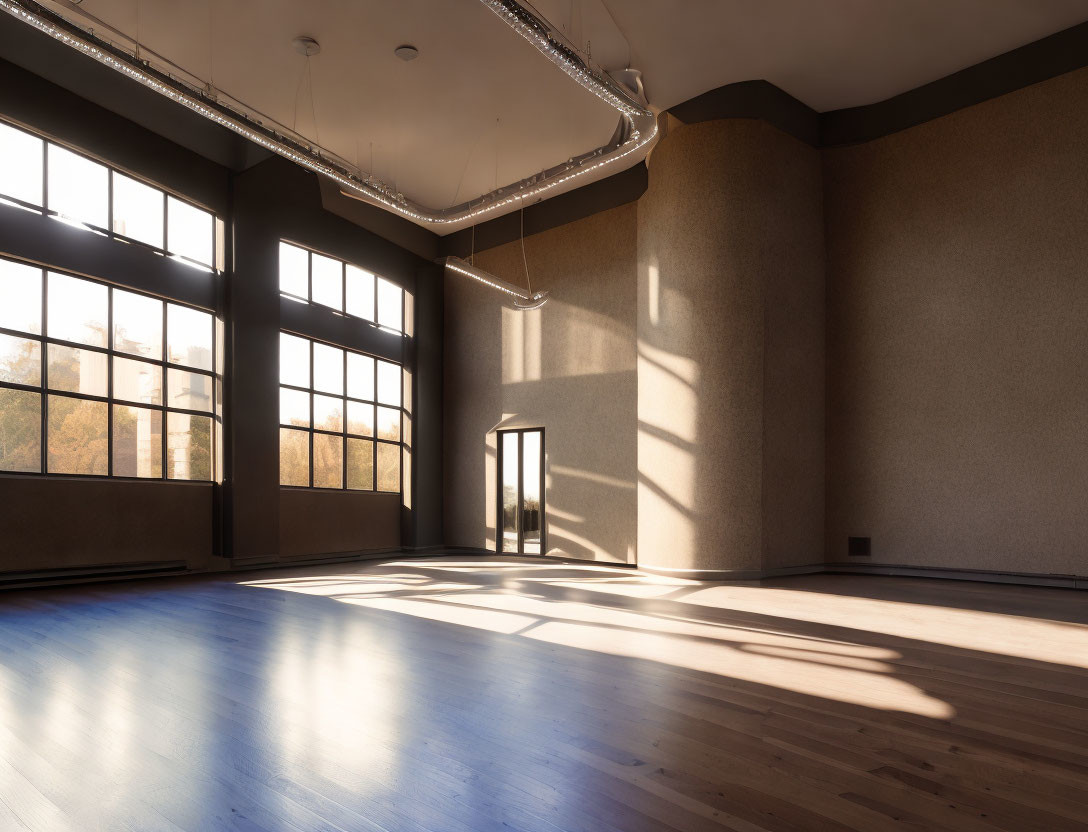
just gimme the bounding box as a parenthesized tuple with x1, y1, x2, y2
(439, 206, 550, 310)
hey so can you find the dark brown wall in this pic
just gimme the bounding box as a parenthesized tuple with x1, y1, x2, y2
(824, 67, 1088, 576)
(279, 490, 401, 558)
(0, 57, 442, 577)
(0, 478, 212, 571)
(0, 58, 228, 578)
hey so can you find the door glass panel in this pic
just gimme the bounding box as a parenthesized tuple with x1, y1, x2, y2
(501, 431, 519, 553)
(522, 431, 542, 555)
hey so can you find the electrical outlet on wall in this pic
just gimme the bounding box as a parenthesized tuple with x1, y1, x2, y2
(848, 536, 871, 557)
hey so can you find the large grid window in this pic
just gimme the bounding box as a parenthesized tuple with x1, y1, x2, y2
(279, 241, 404, 334)
(0, 256, 219, 480)
(279, 332, 403, 492)
(0, 119, 220, 271)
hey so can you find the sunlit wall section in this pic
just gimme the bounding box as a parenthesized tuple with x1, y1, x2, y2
(636, 116, 826, 578)
(444, 205, 638, 563)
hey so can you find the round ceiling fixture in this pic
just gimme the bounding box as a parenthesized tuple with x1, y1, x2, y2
(394, 44, 420, 61)
(292, 36, 321, 57)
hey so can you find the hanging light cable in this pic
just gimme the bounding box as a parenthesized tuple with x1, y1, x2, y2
(513, 205, 548, 310)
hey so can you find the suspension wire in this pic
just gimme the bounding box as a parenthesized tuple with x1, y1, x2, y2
(291, 59, 306, 133)
(520, 205, 533, 296)
(306, 55, 319, 146)
(207, 0, 214, 88)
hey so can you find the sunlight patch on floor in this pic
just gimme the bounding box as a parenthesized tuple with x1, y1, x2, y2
(240, 561, 965, 719)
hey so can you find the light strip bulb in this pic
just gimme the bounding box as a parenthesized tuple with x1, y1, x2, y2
(0, 0, 656, 231)
(440, 256, 549, 309)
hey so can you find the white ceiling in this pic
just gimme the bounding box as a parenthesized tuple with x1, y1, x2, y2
(585, 0, 1088, 113)
(41, 0, 1088, 221)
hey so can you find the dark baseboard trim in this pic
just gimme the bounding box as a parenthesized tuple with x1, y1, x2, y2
(823, 561, 1088, 590)
(636, 562, 825, 581)
(0, 560, 189, 592)
(230, 547, 404, 572)
(668, 19, 1088, 149)
(637, 559, 1087, 590)
(4, 551, 1083, 593)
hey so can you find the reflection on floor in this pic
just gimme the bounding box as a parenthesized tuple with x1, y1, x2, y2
(1, 557, 1087, 831)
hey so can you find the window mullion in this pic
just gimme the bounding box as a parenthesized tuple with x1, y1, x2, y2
(106, 287, 114, 476)
(39, 266, 47, 475)
(161, 299, 168, 480)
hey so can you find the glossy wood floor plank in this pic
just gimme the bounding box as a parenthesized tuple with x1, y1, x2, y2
(1, 558, 1087, 831)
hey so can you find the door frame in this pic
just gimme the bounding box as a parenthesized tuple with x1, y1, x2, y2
(495, 427, 546, 554)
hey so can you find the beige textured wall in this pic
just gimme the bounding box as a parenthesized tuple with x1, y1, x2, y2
(443, 204, 638, 562)
(824, 67, 1088, 575)
(636, 118, 826, 575)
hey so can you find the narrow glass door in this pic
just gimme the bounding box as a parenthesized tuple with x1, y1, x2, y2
(497, 428, 545, 554)
(501, 431, 520, 552)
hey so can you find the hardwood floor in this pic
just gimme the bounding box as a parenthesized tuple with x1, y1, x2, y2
(0, 557, 1086, 831)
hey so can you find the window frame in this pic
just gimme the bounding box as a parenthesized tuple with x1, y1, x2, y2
(278, 239, 405, 335)
(0, 255, 220, 482)
(278, 331, 404, 494)
(0, 117, 221, 272)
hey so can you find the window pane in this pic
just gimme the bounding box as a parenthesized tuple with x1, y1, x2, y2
(311, 253, 343, 311)
(345, 265, 375, 321)
(47, 345, 107, 396)
(377, 278, 402, 332)
(113, 289, 163, 358)
(47, 145, 108, 228)
(313, 394, 343, 432)
(313, 342, 343, 395)
(112, 404, 162, 478)
(112, 172, 164, 248)
(346, 352, 374, 401)
(346, 401, 373, 437)
(346, 437, 373, 490)
(167, 368, 213, 412)
(167, 411, 212, 480)
(0, 388, 40, 472)
(522, 430, 542, 554)
(280, 333, 310, 387)
(313, 433, 343, 488)
(376, 406, 401, 442)
(113, 356, 162, 405)
(0, 259, 42, 335)
(279, 242, 308, 298)
(376, 360, 400, 406)
(280, 387, 309, 427)
(0, 122, 43, 206)
(47, 395, 107, 475)
(376, 442, 400, 492)
(279, 427, 309, 486)
(48, 272, 108, 347)
(501, 432, 519, 551)
(167, 304, 213, 370)
(0, 333, 40, 386)
(167, 196, 213, 266)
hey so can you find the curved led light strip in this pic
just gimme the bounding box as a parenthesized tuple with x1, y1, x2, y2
(440, 256, 549, 309)
(0, 0, 656, 231)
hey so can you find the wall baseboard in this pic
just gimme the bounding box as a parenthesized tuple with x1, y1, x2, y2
(636, 563, 826, 581)
(638, 560, 1087, 589)
(0, 560, 189, 592)
(8, 551, 1083, 592)
(823, 561, 1088, 590)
